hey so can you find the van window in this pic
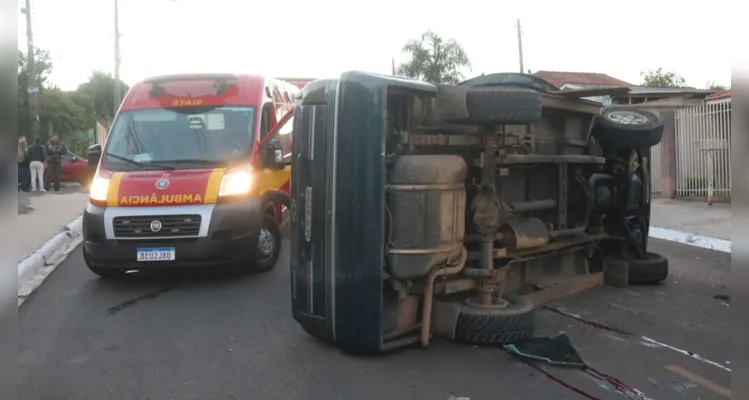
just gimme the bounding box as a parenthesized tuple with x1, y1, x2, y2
(270, 114, 294, 164)
(259, 103, 272, 140)
(102, 105, 256, 170)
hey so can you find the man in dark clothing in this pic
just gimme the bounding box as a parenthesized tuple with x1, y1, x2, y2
(28, 138, 47, 192)
(45, 135, 67, 191)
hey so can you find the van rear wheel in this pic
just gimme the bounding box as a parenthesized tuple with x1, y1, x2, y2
(247, 215, 281, 272)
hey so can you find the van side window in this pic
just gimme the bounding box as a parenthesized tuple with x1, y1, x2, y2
(260, 104, 272, 140)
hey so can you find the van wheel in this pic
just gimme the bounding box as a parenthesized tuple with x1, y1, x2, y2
(437, 85, 542, 125)
(592, 106, 664, 148)
(438, 293, 535, 345)
(628, 252, 669, 285)
(248, 215, 281, 272)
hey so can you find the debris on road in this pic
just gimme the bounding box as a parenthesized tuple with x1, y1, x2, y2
(504, 332, 653, 399)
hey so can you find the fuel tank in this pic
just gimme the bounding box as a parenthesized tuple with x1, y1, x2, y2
(386, 155, 467, 279)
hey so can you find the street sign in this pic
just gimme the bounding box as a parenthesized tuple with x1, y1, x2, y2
(27, 87, 39, 94)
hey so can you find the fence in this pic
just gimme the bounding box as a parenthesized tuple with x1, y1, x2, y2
(674, 102, 731, 198)
(650, 141, 662, 196)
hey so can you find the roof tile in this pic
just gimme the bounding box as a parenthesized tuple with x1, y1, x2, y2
(532, 70, 631, 87)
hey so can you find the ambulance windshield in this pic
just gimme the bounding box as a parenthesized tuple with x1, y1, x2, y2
(102, 105, 256, 170)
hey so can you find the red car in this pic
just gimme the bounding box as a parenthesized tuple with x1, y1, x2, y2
(43, 152, 89, 188)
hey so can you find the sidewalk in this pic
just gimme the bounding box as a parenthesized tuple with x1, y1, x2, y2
(649, 198, 730, 252)
(18, 184, 88, 263)
(650, 198, 730, 240)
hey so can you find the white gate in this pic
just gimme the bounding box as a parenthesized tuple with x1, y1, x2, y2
(675, 102, 731, 198)
(649, 141, 662, 195)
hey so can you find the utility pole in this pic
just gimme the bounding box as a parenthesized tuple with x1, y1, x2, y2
(113, 0, 121, 117)
(23, 0, 40, 141)
(516, 19, 525, 74)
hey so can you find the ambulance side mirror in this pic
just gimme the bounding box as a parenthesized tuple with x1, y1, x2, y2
(260, 138, 285, 171)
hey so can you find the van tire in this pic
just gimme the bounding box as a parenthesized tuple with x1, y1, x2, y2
(446, 293, 536, 345)
(592, 106, 664, 148)
(628, 252, 669, 285)
(248, 215, 281, 272)
(438, 86, 542, 125)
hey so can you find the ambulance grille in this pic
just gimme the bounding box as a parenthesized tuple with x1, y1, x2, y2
(113, 214, 201, 238)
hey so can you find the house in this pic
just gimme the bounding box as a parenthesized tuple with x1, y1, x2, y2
(532, 70, 717, 107)
(705, 90, 731, 105)
(532, 70, 631, 90)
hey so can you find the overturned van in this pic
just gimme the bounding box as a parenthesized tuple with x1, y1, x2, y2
(289, 71, 668, 354)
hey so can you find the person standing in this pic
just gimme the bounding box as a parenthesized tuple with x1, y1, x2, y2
(28, 137, 47, 192)
(45, 134, 68, 192)
(17, 136, 31, 191)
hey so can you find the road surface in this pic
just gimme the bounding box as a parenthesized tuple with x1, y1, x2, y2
(19, 238, 730, 400)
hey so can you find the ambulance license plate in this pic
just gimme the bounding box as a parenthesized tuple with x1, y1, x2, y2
(137, 248, 176, 262)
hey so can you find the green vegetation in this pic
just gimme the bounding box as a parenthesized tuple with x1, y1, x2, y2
(396, 30, 472, 84)
(17, 47, 130, 156)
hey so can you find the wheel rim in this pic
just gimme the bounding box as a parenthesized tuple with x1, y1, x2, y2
(257, 228, 275, 261)
(464, 295, 510, 309)
(606, 111, 648, 125)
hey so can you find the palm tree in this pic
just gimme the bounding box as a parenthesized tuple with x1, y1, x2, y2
(396, 31, 472, 84)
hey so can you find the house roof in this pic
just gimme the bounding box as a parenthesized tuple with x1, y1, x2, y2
(559, 82, 717, 98)
(706, 90, 731, 101)
(626, 86, 716, 95)
(532, 70, 631, 87)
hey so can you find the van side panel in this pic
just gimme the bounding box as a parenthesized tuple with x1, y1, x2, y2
(330, 73, 387, 354)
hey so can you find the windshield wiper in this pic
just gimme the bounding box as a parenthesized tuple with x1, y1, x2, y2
(104, 153, 175, 170)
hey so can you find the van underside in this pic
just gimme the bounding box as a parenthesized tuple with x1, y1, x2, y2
(291, 72, 667, 354)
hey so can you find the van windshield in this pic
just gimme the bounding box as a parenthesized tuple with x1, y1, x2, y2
(102, 105, 256, 171)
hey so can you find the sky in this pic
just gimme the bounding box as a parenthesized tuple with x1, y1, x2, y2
(17, 0, 734, 91)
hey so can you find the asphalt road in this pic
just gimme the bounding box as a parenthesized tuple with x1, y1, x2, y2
(19, 238, 731, 400)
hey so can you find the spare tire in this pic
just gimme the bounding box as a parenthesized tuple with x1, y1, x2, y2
(592, 106, 664, 148)
(437, 85, 542, 125)
(444, 293, 535, 345)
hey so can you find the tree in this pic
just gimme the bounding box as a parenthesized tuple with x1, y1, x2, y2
(640, 68, 686, 88)
(708, 83, 728, 91)
(396, 31, 471, 84)
(18, 48, 92, 142)
(39, 88, 89, 140)
(18, 48, 54, 138)
(75, 71, 130, 122)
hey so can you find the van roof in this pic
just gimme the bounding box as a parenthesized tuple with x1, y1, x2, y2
(120, 74, 297, 111)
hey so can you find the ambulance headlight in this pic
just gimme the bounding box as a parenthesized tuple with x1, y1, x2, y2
(218, 165, 254, 197)
(89, 172, 111, 204)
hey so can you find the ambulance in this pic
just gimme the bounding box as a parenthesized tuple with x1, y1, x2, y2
(82, 73, 298, 277)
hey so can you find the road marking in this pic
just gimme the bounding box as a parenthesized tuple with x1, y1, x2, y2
(665, 365, 731, 398)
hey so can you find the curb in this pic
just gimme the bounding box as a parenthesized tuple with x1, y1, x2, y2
(18, 215, 83, 296)
(649, 226, 731, 253)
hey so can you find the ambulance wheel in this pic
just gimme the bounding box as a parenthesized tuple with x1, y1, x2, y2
(248, 215, 281, 272)
(450, 293, 536, 345)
